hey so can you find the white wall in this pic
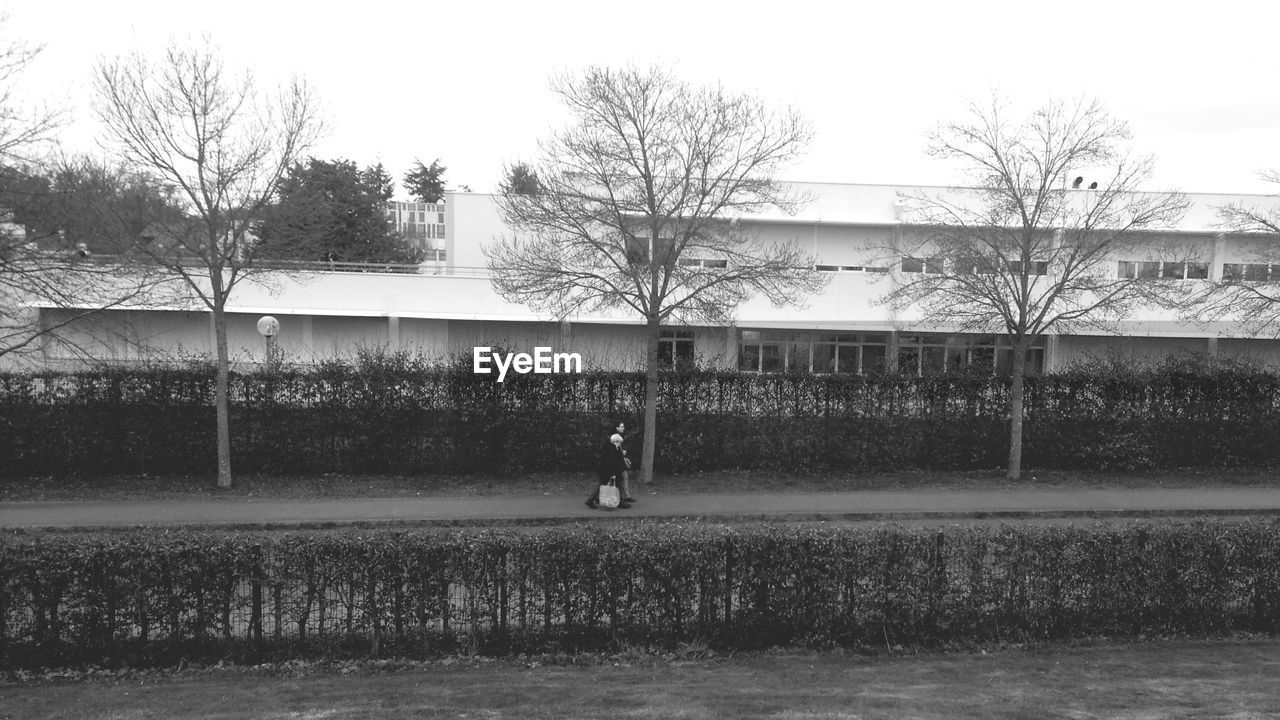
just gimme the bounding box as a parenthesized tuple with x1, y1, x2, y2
(1218, 338, 1280, 367)
(446, 192, 510, 270)
(1056, 335, 1214, 367)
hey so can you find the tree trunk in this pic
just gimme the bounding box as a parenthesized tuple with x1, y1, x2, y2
(214, 303, 234, 488)
(1006, 339, 1028, 480)
(640, 314, 661, 485)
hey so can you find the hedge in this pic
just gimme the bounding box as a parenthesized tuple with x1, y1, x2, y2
(2, 354, 1280, 477)
(2, 520, 1278, 669)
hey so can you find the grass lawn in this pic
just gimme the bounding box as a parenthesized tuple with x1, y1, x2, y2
(2, 638, 1277, 719)
(2, 467, 1277, 502)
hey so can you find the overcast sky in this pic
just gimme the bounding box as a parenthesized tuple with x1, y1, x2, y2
(7, 0, 1279, 199)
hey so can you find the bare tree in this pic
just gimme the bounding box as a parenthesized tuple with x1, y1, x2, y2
(93, 39, 323, 488)
(488, 66, 826, 484)
(883, 96, 1188, 480)
(0, 213, 172, 366)
(0, 17, 167, 366)
(0, 12, 62, 163)
(1181, 172, 1280, 336)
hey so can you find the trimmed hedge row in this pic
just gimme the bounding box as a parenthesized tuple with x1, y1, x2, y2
(2, 521, 1279, 669)
(2, 360, 1280, 476)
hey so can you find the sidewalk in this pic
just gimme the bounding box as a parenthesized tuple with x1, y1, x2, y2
(4, 487, 1280, 529)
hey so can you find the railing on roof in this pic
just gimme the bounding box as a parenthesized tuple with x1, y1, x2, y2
(255, 259, 426, 274)
(252, 258, 492, 277)
(56, 253, 493, 277)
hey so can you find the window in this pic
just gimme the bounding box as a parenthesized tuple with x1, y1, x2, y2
(761, 343, 785, 372)
(896, 334, 1045, 376)
(678, 258, 728, 269)
(961, 257, 999, 275)
(657, 329, 695, 368)
(738, 341, 761, 372)
(626, 235, 675, 265)
(815, 264, 890, 273)
(1223, 263, 1273, 282)
(862, 345, 887, 373)
(1119, 260, 1204, 280)
(738, 331, 887, 374)
(734, 331, 796, 372)
(1008, 260, 1049, 276)
(811, 333, 888, 374)
(902, 256, 943, 274)
(385, 201, 446, 242)
(969, 346, 995, 372)
(1118, 260, 1169, 279)
(922, 346, 948, 375)
(1157, 262, 1196, 280)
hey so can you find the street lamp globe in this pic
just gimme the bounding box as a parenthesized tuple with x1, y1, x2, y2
(256, 316, 280, 338)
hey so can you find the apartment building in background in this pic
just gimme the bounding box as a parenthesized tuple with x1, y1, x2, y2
(385, 200, 447, 262)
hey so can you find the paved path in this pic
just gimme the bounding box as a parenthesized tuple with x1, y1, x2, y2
(4, 487, 1280, 529)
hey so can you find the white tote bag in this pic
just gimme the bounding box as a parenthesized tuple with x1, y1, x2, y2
(598, 478, 621, 509)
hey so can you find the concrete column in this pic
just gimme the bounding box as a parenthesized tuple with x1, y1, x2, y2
(725, 326, 738, 370)
(886, 331, 899, 373)
(443, 194, 455, 274)
(302, 316, 314, 356)
(1211, 233, 1226, 281)
(388, 316, 401, 350)
(1044, 334, 1061, 373)
(38, 307, 49, 364)
(1207, 336, 1219, 357)
(559, 319, 572, 352)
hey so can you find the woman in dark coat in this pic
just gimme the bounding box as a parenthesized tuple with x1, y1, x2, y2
(607, 420, 634, 502)
(586, 429, 631, 509)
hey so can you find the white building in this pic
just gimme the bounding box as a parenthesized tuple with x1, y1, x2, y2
(384, 200, 447, 262)
(14, 182, 1280, 373)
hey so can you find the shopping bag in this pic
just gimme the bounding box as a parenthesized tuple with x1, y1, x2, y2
(598, 479, 620, 509)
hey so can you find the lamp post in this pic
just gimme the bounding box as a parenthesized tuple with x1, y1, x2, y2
(256, 315, 280, 365)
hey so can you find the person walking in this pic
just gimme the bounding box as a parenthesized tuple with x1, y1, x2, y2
(586, 427, 632, 509)
(610, 420, 636, 504)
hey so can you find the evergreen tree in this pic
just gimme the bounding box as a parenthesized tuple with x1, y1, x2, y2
(403, 158, 447, 203)
(257, 158, 416, 263)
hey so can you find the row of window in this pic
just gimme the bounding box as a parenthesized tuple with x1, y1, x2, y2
(1223, 263, 1280, 282)
(902, 256, 1280, 282)
(901, 257, 1050, 275)
(1116, 261, 1209, 280)
(606, 245, 1280, 283)
(387, 202, 445, 216)
(735, 330, 1045, 376)
(657, 328, 1048, 376)
(386, 204, 447, 242)
(401, 223, 447, 240)
(816, 265, 890, 273)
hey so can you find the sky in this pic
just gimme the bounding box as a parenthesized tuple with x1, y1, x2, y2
(6, 0, 1280, 199)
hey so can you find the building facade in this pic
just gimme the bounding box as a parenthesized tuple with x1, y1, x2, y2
(14, 182, 1280, 373)
(384, 200, 447, 262)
